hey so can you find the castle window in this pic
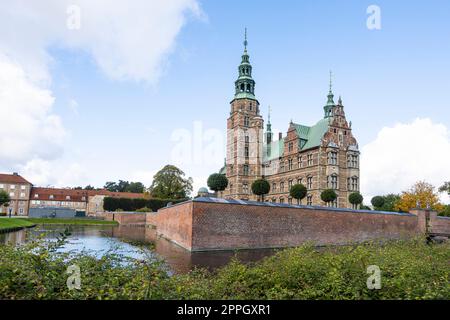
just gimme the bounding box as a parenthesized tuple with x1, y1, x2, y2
(327, 175, 338, 189)
(249, 103, 253, 111)
(307, 176, 313, 189)
(288, 179, 293, 190)
(328, 151, 338, 165)
(279, 198, 284, 204)
(307, 195, 313, 206)
(288, 198, 292, 205)
(288, 142, 293, 152)
(243, 165, 249, 176)
(297, 178, 302, 185)
(280, 161, 285, 172)
(307, 154, 313, 166)
(288, 159, 293, 170)
(243, 183, 249, 194)
(246, 84, 251, 92)
(244, 135, 249, 143)
(298, 156, 302, 168)
(331, 197, 338, 208)
(240, 84, 245, 91)
(348, 176, 359, 191)
(272, 182, 277, 192)
(272, 198, 276, 203)
(280, 181, 285, 192)
(244, 116, 250, 127)
(244, 146, 249, 158)
(347, 154, 359, 168)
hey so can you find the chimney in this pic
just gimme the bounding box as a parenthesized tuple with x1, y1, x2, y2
(278, 132, 282, 140)
(13, 172, 18, 176)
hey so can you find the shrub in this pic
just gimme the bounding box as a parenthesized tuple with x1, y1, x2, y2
(371, 196, 385, 209)
(207, 174, 228, 192)
(289, 184, 307, 204)
(251, 179, 270, 201)
(349, 192, 364, 208)
(320, 189, 337, 205)
(136, 207, 152, 213)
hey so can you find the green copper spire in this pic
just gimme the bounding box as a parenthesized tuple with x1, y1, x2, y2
(324, 71, 335, 118)
(234, 28, 256, 100)
(265, 105, 273, 145)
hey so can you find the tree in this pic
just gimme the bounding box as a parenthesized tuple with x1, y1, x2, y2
(0, 190, 10, 208)
(251, 179, 270, 202)
(439, 205, 450, 217)
(84, 185, 95, 190)
(289, 184, 307, 205)
(104, 181, 118, 192)
(349, 192, 364, 209)
(438, 182, 450, 196)
(371, 196, 385, 210)
(394, 181, 445, 213)
(149, 165, 193, 199)
(126, 182, 145, 193)
(207, 174, 228, 192)
(321, 189, 337, 206)
(379, 194, 401, 212)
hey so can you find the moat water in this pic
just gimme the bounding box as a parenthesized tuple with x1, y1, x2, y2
(0, 225, 278, 274)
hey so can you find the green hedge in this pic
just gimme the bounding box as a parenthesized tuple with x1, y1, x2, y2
(103, 197, 187, 212)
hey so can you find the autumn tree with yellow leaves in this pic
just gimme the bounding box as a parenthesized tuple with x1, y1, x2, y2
(394, 181, 445, 213)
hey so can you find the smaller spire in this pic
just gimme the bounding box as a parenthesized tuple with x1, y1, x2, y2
(266, 105, 272, 132)
(268, 105, 271, 123)
(243, 27, 248, 52)
(338, 95, 342, 105)
(326, 70, 335, 106)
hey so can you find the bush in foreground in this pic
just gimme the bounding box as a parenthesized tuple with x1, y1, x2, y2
(0, 237, 448, 300)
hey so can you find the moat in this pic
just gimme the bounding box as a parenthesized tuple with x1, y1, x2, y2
(0, 225, 277, 274)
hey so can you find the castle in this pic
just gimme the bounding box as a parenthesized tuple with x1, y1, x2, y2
(218, 32, 360, 209)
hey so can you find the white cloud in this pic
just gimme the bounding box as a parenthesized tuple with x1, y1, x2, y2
(0, 0, 203, 83)
(0, 55, 65, 166)
(361, 118, 450, 204)
(68, 99, 79, 116)
(0, 0, 202, 187)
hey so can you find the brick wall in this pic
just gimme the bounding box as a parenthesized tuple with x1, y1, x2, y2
(97, 212, 146, 225)
(147, 198, 422, 252)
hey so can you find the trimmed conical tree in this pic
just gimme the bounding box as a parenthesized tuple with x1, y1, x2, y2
(290, 184, 307, 205)
(251, 179, 270, 202)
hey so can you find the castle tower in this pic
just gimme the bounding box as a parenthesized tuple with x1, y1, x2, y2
(225, 29, 264, 200)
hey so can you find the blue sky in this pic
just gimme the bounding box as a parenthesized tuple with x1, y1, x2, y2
(1, 0, 450, 201)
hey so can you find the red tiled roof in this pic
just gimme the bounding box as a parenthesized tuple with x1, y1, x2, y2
(31, 187, 89, 202)
(0, 173, 32, 185)
(30, 187, 145, 202)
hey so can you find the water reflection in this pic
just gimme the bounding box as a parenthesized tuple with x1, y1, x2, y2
(0, 225, 277, 274)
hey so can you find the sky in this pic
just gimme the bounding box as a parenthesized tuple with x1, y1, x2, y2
(0, 0, 449, 204)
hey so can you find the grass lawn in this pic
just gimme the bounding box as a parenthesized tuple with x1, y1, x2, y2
(25, 218, 118, 226)
(0, 218, 35, 231)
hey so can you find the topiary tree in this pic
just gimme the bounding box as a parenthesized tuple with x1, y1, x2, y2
(207, 173, 228, 193)
(349, 192, 364, 209)
(0, 190, 10, 217)
(290, 184, 307, 205)
(371, 196, 385, 210)
(321, 189, 337, 207)
(251, 179, 270, 202)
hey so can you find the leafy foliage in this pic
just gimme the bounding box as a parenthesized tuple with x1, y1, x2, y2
(149, 165, 193, 199)
(104, 180, 145, 193)
(394, 181, 444, 213)
(0, 237, 448, 300)
(371, 196, 385, 209)
(289, 184, 307, 204)
(207, 174, 228, 192)
(320, 189, 337, 204)
(251, 179, 270, 201)
(0, 190, 10, 207)
(349, 192, 364, 206)
(439, 205, 450, 217)
(438, 182, 450, 196)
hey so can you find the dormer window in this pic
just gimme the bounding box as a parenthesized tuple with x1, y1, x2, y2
(34, 194, 38, 198)
(49, 195, 54, 199)
(66, 195, 71, 200)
